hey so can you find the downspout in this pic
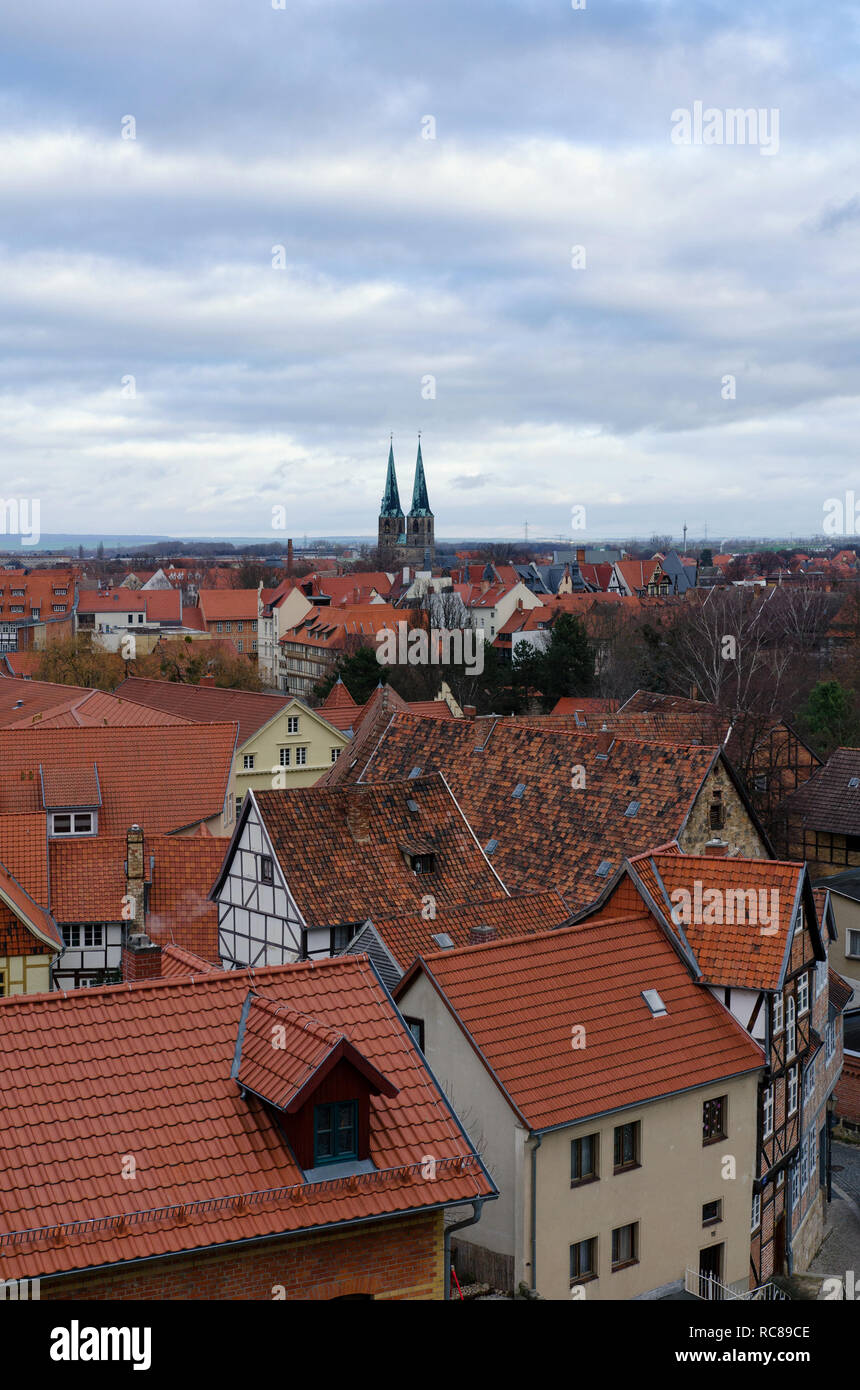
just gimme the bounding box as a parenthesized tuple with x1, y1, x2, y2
(530, 1132, 542, 1292)
(444, 1199, 485, 1301)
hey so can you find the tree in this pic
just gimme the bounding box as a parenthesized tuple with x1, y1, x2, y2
(96, 542, 105, 560)
(532, 612, 594, 707)
(35, 635, 124, 690)
(133, 638, 264, 690)
(795, 680, 860, 758)
(314, 645, 385, 705)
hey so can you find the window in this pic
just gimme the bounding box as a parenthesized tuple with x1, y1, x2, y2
(235, 797, 242, 817)
(797, 971, 809, 1016)
(313, 1101, 358, 1165)
(786, 995, 796, 1058)
(709, 791, 724, 830)
(808, 1126, 817, 1184)
(611, 1222, 638, 1270)
(252, 620, 257, 631)
(260, 855, 274, 884)
(702, 1199, 722, 1226)
(278, 747, 290, 767)
(570, 1134, 599, 1186)
(296, 747, 307, 766)
(0, 969, 7, 997)
(225, 622, 232, 633)
(51, 812, 94, 837)
(403, 1016, 425, 1051)
(800, 1131, 809, 1191)
(815, 958, 827, 998)
(847, 929, 860, 959)
(61, 925, 104, 948)
(751, 1191, 761, 1232)
(243, 754, 255, 770)
(330, 924, 354, 953)
(287, 716, 299, 734)
(754, 774, 768, 792)
(331, 747, 340, 763)
(804, 1054, 816, 1104)
(237, 640, 243, 653)
(11, 588, 24, 596)
(237, 621, 244, 633)
(826, 1019, 837, 1064)
(790, 1162, 800, 1210)
(252, 640, 257, 652)
(788, 1064, 798, 1115)
(613, 1121, 640, 1171)
(569, 1237, 598, 1283)
(772, 993, 783, 1034)
(217, 621, 223, 633)
(702, 1096, 727, 1145)
(410, 853, 435, 874)
(763, 1085, 774, 1139)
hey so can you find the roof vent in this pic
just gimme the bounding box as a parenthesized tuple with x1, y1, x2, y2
(624, 800, 640, 817)
(484, 838, 499, 855)
(850, 778, 860, 789)
(13, 699, 23, 708)
(596, 860, 612, 877)
(406, 798, 420, 812)
(512, 783, 526, 800)
(408, 766, 422, 779)
(641, 988, 668, 1018)
(431, 933, 454, 950)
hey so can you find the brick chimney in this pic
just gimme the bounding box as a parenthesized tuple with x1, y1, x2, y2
(690, 683, 699, 701)
(463, 705, 476, 720)
(125, 824, 145, 929)
(595, 730, 614, 755)
(287, 538, 293, 575)
(704, 838, 729, 857)
(576, 548, 585, 564)
(468, 923, 497, 946)
(200, 674, 215, 687)
(122, 931, 162, 982)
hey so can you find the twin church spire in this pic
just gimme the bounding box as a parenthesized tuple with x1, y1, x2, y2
(378, 436, 435, 565)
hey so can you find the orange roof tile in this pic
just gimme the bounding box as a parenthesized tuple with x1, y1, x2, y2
(0, 956, 494, 1280)
(397, 918, 764, 1130)
(114, 677, 293, 745)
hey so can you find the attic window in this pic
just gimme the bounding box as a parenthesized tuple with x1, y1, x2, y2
(50, 811, 95, 837)
(624, 801, 640, 818)
(641, 989, 668, 1017)
(410, 852, 435, 874)
(512, 783, 526, 800)
(484, 838, 499, 855)
(432, 933, 454, 950)
(408, 766, 422, 779)
(260, 855, 274, 884)
(849, 778, 860, 789)
(596, 860, 612, 878)
(313, 1101, 358, 1166)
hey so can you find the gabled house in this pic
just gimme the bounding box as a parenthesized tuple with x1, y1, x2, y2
(395, 918, 764, 1299)
(328, 711, 772, 912)
(209, 772, 508, 967)
(772, 748, 860, 878)
(0, 956, 495, 1299)
(573, 844, 845, 1281)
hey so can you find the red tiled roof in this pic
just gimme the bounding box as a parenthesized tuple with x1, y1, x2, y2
(244, 773, 506, 928)
(0, 725, 237, 834)
(160, 944, 221, 977)
(0, 956, 493, 1280)
(398, 918, 764, 1131)
(549, 697, 620, 717)
(338, 712, 728, 911)
(369, 889, 569, 972)
(0, 814, 49, 906)
(775, 748, 860, 835)
(197, 590, 260, 621)
(141, 589, 182, 623)
(114, 677, 293, 745)
(0, 860, 61, 949)
(0, 679, 188, 731)
(41, 764, 100, 809)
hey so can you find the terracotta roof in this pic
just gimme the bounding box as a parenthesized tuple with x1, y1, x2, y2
(76, 590, 147, 613)
(775, 748, 860, 835)
(241, 773, 506, 928)
(41, 764, 101, 810)
(159, 944, 221, 977)
(197, 590, 260, 621)
(318, 681, 454, 736)
(0, 814, 49, 906)
(0, 956, 493, 1280)
(611, 848, 809, 991)
(0, 679, 188, 731)
(320, 684, 415, 783)
(397, 918, 765, 1131)
(1, 652, 42, 677)
(550, 697, 620, 717)
(0, 724, 237, 834)
(339, 712, 731, 911)
(140, 589, 182, 623)
(320, 678, 360, 720)
(365, 889, 569, 974)
(114, 677, 294, 745)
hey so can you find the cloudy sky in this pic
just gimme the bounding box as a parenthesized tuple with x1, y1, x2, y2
(1, 0, 858, 543)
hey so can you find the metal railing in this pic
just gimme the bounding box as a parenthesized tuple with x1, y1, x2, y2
(685, 1267, 789, 1301)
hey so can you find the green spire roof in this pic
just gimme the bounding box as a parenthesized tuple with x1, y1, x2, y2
(380, 440, 404, 519)
(409, 438, 432, 518)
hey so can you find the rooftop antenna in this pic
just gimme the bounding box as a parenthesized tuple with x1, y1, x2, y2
(682, 522, 687, 554)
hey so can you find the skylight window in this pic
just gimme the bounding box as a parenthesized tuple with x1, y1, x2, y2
(596, 860, 612, 877)
(406, 798, 419, 812)
(431, 933, 454, 950)
(512, 783, 526, 800)
(642, 989, 668, 1017)
(624, 801, 640, 817)
(408, 766, 422, 779)
(850, 778, 860, 789)
(484, 838, 498, 855)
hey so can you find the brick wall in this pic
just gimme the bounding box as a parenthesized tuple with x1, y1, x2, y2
(40, 1210, 445, 1301)
(834, 1053, 860, 1129)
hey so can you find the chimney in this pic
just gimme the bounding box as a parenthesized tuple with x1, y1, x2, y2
(122, 931, 162, 982)
(463, 705, 476, 720)
(704, 838, 729, 857)
(200, 673, 215, 687)
(287, 538, 293, 575)
(595, 730, 614, 755)
(468, 923, 497, 946)
(125, 824, 145, 928)
(690, 683, 698, 701)
(576, 548, 585, 564)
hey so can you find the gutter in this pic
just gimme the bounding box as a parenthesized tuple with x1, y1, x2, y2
(443, 1199, 485, 1302)
(529, 1132, 542, 1292)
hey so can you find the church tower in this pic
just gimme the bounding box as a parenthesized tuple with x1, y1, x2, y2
(378, 438, 405, 564)
(406, 436, 435, 565)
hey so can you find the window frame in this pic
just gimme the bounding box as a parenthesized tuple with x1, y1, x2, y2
(610, 1222, 638, 1272)
(797, 971, 809, 1017)
(313, 1100, 359, 1167)
(570, 1133, 600, 1187)
(702, 1199, 723, 1227)
(788, 1064, 798, 1116)
(613, 1121, 640, 1173)
(569, 1237, 598, 1284)
(702, 1095, 727, 1146)
(763, 1085, 774, 1139)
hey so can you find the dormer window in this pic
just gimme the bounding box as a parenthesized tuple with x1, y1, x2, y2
(410, 853, 435, 874)
(51, 811, 95, 837)
(313, 1101, 358, 1165)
